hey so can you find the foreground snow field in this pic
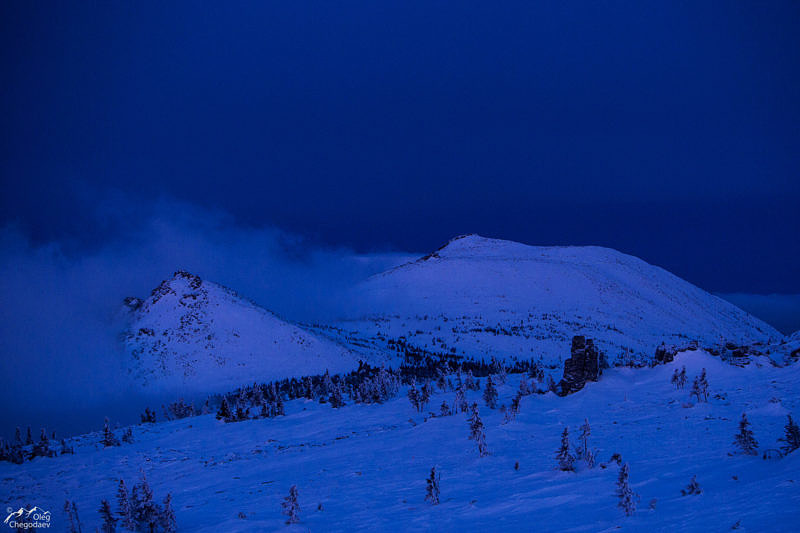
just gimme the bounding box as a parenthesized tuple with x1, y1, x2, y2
(3, 351, 798, 532)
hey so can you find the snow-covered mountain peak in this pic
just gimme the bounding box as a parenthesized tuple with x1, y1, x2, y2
(122, 272, 361, 394)
(324, 236, 782, 367)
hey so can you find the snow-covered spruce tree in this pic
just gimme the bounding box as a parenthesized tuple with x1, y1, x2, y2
(329, 382, 346, 408)
(407, 380, 422, 412)
(436, 371, 448, 391)
(98, 499, 117, 533)
(453, 383, 468, 413)
(116, 479, 135, 531)
(733, 413, 759, 455)
(216, 397, 232, 421)
(425, 467, 440, 505)
(556, 427, 575, 471)
(681, 475, 702, 496)
(518, 378, 532, 396)
(497, 364, 508, 385)
(102, 418, 120, 447)
(282, 485, 300, 524)
(440, 401, 452, 417)
(133, 471, 161, 531)
(26, 426, 34, 446)
(547, 375, 558, 394)
(577, 419, 595, 468)
(140, 407, 156, 424)
(468, 403, 489, 457)
(121, 428, 134, 444)
(160, 494, 177, 533)
(690, 369, 709, 403)
(421, 380, 433, 408)
(464, 370, 479, 391)
(322, 369, 334, 398)
(64, 500, 82, 533)
(274, 393, 286, 416)
(483, 376, 498, 409)
(30, 428, 53, 459)
(779, 414, 800, 455)
(616, 463, 639, 516)
(60, 438, 74, 455)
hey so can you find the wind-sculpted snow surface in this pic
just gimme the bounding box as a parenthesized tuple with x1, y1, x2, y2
(3, 351, 798, 531)
(319, 235, 781, 366)
(123, 271, 361, 394)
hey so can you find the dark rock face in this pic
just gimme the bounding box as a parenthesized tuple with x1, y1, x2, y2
(558, 336, 603, 395)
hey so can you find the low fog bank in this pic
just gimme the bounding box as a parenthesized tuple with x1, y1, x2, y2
(0, 199, 414, 439)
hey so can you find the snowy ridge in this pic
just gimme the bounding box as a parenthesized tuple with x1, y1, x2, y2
(123, 271, 361, 394)
(321, 235, 781, 365)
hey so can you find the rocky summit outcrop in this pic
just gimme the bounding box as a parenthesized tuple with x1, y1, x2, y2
(558, 336, 604, 395)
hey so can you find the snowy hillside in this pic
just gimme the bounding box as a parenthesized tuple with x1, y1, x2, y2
(3, 351, 798, 532)
(314, 235, 782, 366)
(123, 271, 362, 395)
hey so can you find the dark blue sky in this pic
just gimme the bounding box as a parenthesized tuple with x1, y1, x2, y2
(1, 2, 798, 293)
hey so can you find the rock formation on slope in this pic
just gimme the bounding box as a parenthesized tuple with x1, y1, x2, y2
(558, 336, 605, 395)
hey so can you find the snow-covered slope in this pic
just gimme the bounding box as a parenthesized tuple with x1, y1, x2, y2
(123, 271, 360, 394)
(317, 235, 781, 365)
(5, 351, 799, 531)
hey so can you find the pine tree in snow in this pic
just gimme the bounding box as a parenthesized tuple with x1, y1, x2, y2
(779, 414, 800, 455)
(671, 368, 681, 389)
(140, 407, 157, 424)
(616, 463, 639, 516)
(64, 500, 82, 533)
(329, 382, 346, 408)
(26, 426, 33, 446)
(556, 427, 575, 471)
(690, 369, 709, 403)
(133, 471, 161, 531)
(577, 419, 595, 468)
(496, 364, 508, 385)
(518, 378, 532, 396)
(407, 380, 422, 412)
(425, 467, 440, 505)
(681, 475, 702, 496)
(483, 376, 498, 409)
(733, 413, 759, 455)
(160, 494, 177, 533)
(547, 374, 558, 394)
(116, 479, 135, 531)
(102, 418, 120, 447)
(468, 403, 489, 457)
(282, 485, 300, 524)
(436, 371, 448, 391)
(464, 371, 478, 391)
(98, 499, 117, 533)
(60, 438, 74, 455)
(421, 380, 433, 408)
(275, 393, 286, 416)
(440, 401, 452, 417)
(216, 397, 232, 421)
(121, 428, 134, 444)
(322, 370, 334, 397)
(453, 383, 468, 413)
